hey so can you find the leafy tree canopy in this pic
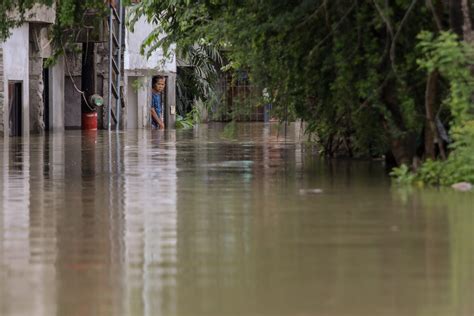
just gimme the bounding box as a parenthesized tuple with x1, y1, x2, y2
(131, 0, 473, 168)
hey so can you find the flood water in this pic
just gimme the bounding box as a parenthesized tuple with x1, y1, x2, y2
(0, 123, 473, 316)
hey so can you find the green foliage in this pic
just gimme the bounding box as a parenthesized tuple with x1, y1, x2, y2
(389, 164, 416, 185)
(221, 120, 237, 139)
(176, 44, 223, 118)
(175, 114, 194, 129)
(417, 31, 474, 125)
(52, 0, 108, 51)
(415, 31, 474, 186)
(131, 78, 146, 92)
(130, 0, 436, 158)
(1, 0, 108, 65)
(175, 106, 200, 129)
(391, 31, 474, 186)
(0, 0, 53, 40)
(416, 122, 474, 186)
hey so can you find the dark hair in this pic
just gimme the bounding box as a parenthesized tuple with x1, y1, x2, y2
(152, 75, 165, 86)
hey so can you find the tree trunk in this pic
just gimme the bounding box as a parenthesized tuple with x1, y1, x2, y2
(81, 43, 96, 114)
(424, 70, 446, 159)
(381, 79, 418, 166)
(388, 137, 417, 166)
(424, 125, 436, 159)
(461, 0, 473, 42)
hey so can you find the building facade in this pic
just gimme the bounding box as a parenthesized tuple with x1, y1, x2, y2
(0, 5, 65, 137)
(124, 12, 177, 129)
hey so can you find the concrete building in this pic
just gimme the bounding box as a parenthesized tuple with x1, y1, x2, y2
(63, 44, 109, 129)
(0, 5, 65, 137)
(62, 10, 177, 130)
(124, 13, 177, 129)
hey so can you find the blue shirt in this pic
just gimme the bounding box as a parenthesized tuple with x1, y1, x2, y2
(151, 92, 162, 127)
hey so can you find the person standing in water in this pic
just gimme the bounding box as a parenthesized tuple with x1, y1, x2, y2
(151, 76, 166, 129)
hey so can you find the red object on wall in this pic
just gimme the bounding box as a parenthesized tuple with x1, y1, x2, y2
(82, 112, 98, 130)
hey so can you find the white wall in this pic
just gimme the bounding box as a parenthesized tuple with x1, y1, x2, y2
(2, 25, 29, 136)
(125, 75, 151, 129)
(138, 78, 150, 127)
(124, 14, 177, 73)
(49, 56, 65, 131)
(126, 76, 138, 129)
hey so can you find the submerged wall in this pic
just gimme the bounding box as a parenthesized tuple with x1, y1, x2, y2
(29, 32, 45, 133)
(29, 25, 65, 133)
(2, 25, 30, 136)
(49, 56, 65, 131)
(63, 44, 109, 129)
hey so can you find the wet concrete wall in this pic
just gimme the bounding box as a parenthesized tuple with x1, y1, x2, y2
(2, 25, 30, 136)
(64, 51, 82, 129)
(29, 26, 45, 133)
(49, 57, 65, 131)
(166, 73, 176, 129)
(28, 25, 65, 133)
(64, 43, 110, 129)
(23, 4, 56, 24)
(125, 75, 149, 128)
(124, 13, 176, 73)
(64, 76, 82, 128)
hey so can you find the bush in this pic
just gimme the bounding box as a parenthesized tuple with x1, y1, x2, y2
(175, 106, 201, 129)
(391, 32, 474, 187)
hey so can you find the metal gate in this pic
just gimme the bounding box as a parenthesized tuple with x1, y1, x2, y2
(212, 70, 264, 122)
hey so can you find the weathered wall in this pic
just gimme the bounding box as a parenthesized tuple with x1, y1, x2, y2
(64, 43, 109, 129)
(29, 24, 60, 133)
(49, 56, 65, 131)
(166, 73, 176, 129)
(8, 3, 56, 24)
(124, 13, 177, 73)
(64, 50, 82, 129)
(64, 76, 82, 128)
(29, 25, 45, 133)
(125, 75, 149, 129)
(126, 76, 138, 129)
(139, 77, 150, 128)
(2, 25, 30, 136)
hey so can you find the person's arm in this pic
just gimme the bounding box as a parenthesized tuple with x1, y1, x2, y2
(151, 108, 165, 129)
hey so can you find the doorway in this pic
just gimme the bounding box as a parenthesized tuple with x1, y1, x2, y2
(152, 75, 168, 128)
(8, 81, 23, 137)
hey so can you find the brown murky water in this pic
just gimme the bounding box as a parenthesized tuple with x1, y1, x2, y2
(0, 123, 473, 316)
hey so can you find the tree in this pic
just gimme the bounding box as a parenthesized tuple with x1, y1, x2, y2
(130, 0, 473, 172)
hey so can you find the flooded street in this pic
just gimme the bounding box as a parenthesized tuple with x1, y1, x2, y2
(0, 123, 473, 316)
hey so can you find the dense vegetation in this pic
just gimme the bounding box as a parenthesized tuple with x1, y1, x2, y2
(130, 0, 474, 185)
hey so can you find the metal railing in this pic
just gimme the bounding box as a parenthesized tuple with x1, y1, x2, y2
(107, 0, 124, 130)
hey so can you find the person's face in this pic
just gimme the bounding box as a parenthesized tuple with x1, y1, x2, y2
(154, 79, 166, 93)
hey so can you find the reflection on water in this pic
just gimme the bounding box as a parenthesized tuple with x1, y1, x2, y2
(0, 123, 473, 316)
